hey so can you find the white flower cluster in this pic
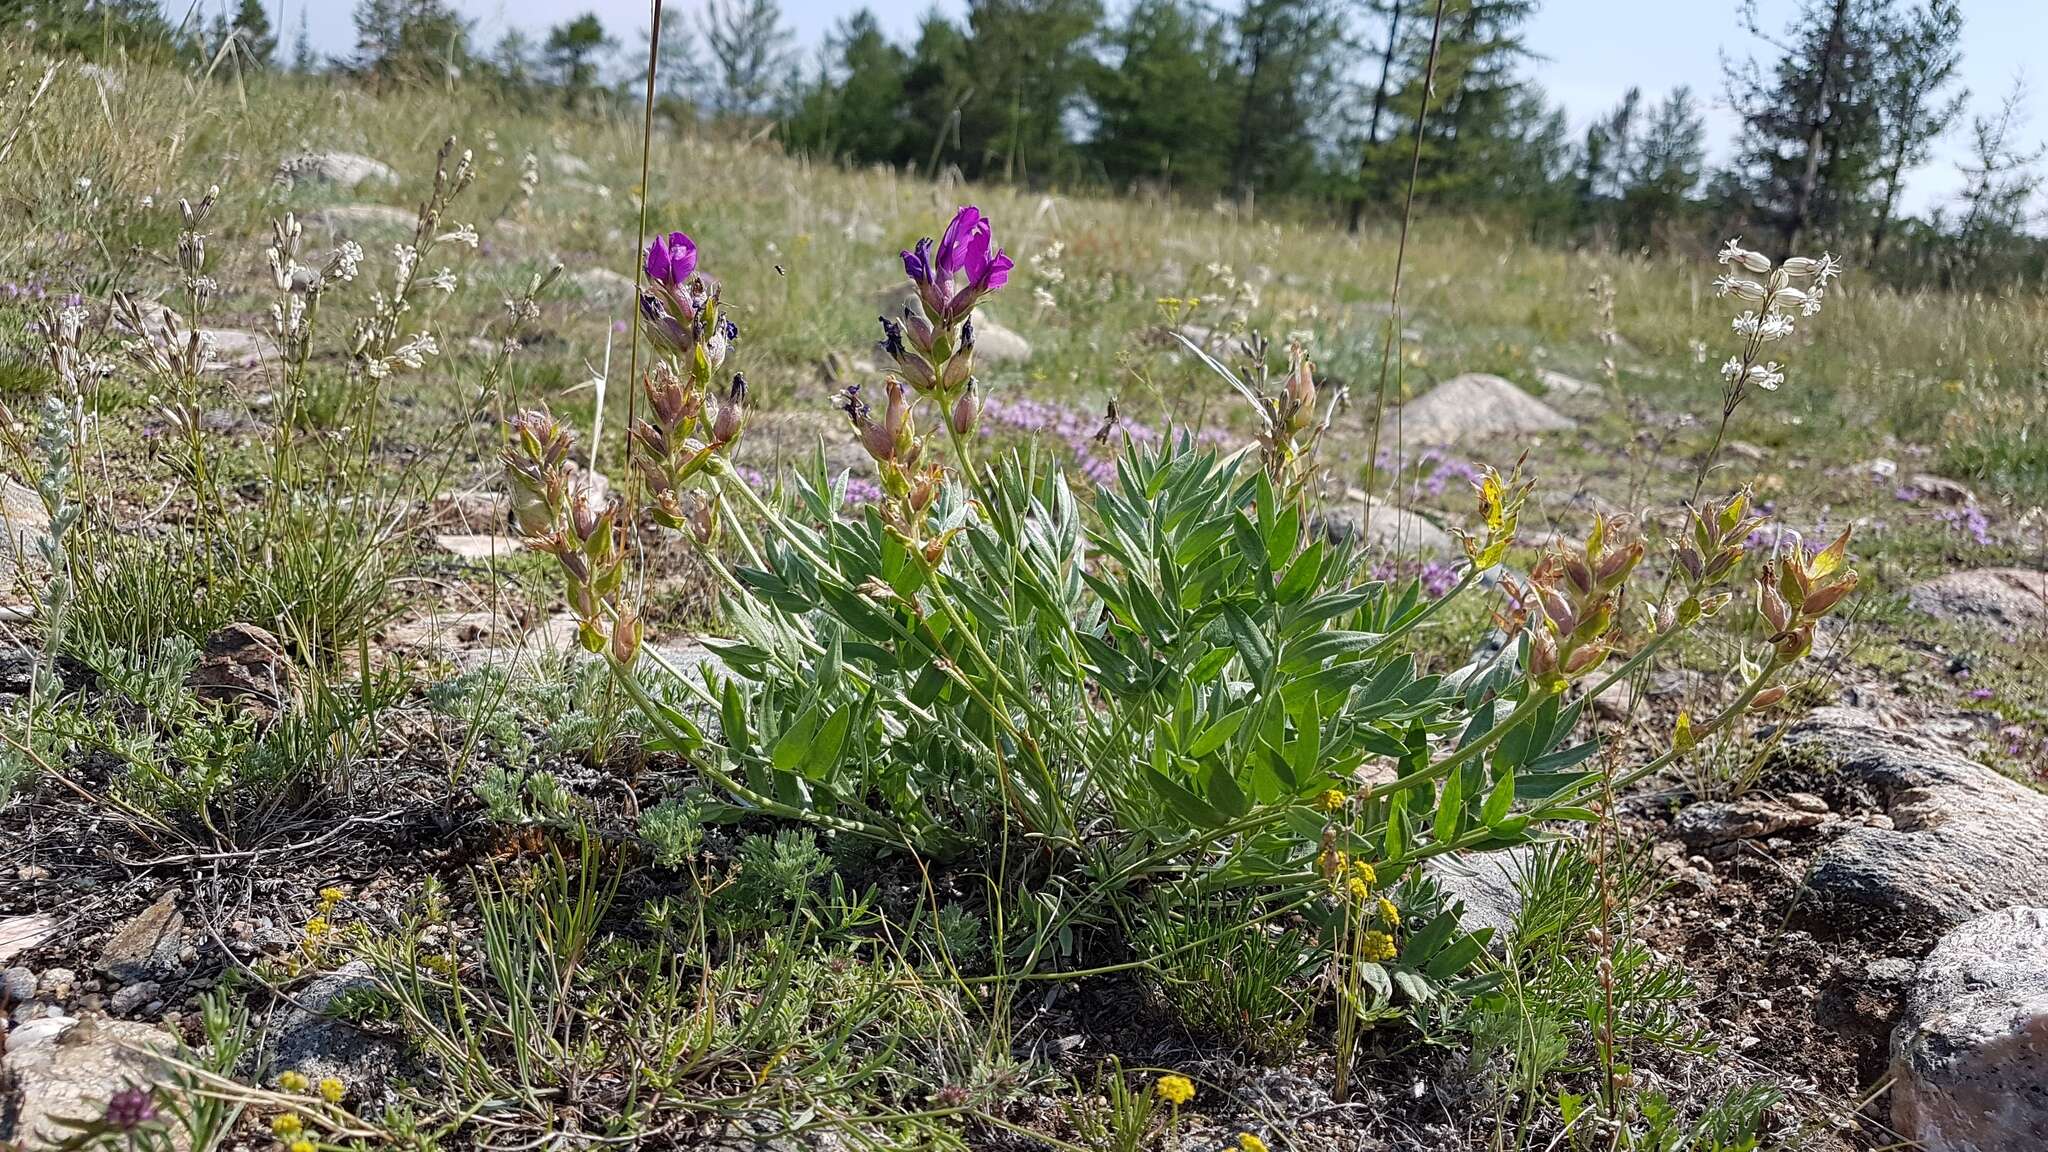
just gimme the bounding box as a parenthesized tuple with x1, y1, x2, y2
(1709, 238, 1842, 396)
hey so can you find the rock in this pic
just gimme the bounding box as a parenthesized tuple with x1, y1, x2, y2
(1863, 457, 1899, 481)
(1725, 440, 1770, 461)
(310, 203, 416, 233)
(1674, 797, 1826, 849)
(1320, 493, 1456, 558)
(185, 624, 293, 714)
(968, 313, 1031, 363)
(107, 981, 159, 1017)
(265, 961, 398, 1097)
(1425, 845, 1537, 947)
(276, 151, 400, 190)
(201, 328, 272, 370)
(38, 968, 75, 1002)
(1534, 368, 1600, 398)
(2, 965, 34, 1004)
(1891, 907, 2048, 1151)
(1906, 473, 1975, 506)
(2, 478, 50, 586)
(1907, 569, 2048, 632)
(2, 1015, 178, 1148)
(549, 153, 592, 177)
(1390, 373, 1575, 446)
(429, 489, 507, 532)
(97, 894, 183, 983)
(434, 533, 523, 562)
(0, 914, 58, 963)
(1784, 709, 2048, 932)
(569, 267, 636, 304)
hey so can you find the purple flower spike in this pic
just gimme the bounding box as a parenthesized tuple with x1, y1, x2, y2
(901, 205, 1011, 326)
(901, 238, 936, 285)
(645, 231, 698, 290)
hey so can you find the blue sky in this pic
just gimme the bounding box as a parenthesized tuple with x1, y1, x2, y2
(231, 0, 2039, 218)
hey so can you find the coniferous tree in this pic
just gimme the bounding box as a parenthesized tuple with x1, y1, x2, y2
(544, 12, 613, 106)
(1088, 0, 1235, 193)
(703, 0, 795, 120)
(229, 0, 276, 66)
(1949, 79, 2043, 284)
(352, 0, 472, 87)
(1725, 0, 1890, 251)
(1344, 0, 1417, 230)
(783, 11, 910, 164)
(290, 8, 317, 71)
(1867, 0, 1965, 253)
(957, 0, 1102, 183)
(1227, 0, 1346, 200)
(1618, 86, 1707, 248)
(899, 13, 974, 174)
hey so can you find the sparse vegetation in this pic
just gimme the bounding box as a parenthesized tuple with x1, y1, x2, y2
(0, 11, 2044, 1152)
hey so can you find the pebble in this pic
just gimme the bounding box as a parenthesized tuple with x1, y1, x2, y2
(39, 967, 75, 1001)
(109, 981, 160, 1016)
(2, 965, 34, 1003)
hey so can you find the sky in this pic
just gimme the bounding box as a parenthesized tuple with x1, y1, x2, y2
(244, 0, 2041, 220)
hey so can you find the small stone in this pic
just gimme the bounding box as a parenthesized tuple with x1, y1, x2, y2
(1906, 474, 1975, 506)
(108, 981, 160, 1016)
(39, 967, 76, 1001)
(276, 151, 400, 190)
(1864, 458, 1899, 481)
(17, 865, 51, 881)
(2, 965, 34, 1003)
(434, 533, 524, 562)
(1674, 797, 1826, 849)
(97, 894, 183, 983)
(1891, 907, 2048, 1151)
(1390, 373, 1576, 445)
(310, 203, 417, 233)
(1534, 368, 1600, 398)
(263, 960, 399, 1098)
(1864, 813, 1895, 830)
(186, 624, 294, 716)
(1785, 792, 1829, 813)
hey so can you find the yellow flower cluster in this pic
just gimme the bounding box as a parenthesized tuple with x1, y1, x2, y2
(276, 1071, 309, 1094)
(271, 1113, 303, 1136)
(1360, 929, 1398, 963)
(317, 1077, 345, 1104)
(1155, 1073, 1195, 1105)
(1238, 1134, 1269, 1152)
(1317, 788, 1347, 813)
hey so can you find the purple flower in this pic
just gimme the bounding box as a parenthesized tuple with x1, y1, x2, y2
(103, 1088, 157, 1131)
(901, 205, 1013, 324)
(645, 231, 698, 290)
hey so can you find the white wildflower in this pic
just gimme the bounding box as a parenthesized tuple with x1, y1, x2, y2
(1759, 312, 1796, 341)
(1719, 357, 1744, 382)
(392, 243, 418, 281)
(391, 332, 439, 370)
(1717, 237, 1771, 274)
(1744, 362, 1786, 391)
(1033, 286, 1057, 311)
(436, 223, 479, 249)
(426, 267, 458, 294)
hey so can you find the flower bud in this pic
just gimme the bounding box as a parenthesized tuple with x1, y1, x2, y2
(951, 381, 979, 437)
(610, 610, 642, 667)
(1749, 686, 1788, 711)
(711, 374, 747, 445)
(1801, 573, 1857, 616)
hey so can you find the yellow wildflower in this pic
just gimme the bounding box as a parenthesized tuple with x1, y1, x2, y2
(271, 1113, 304, 1137)
(1360, 929, 1398, 963)
(1238, 1135, 1268, 1152)
(1155, 1073, 1195, 1105)
(1345, 876, 1371, 904)
(290, 1141, 316, 1152)
(303, 917, 330, 938)
(1378, 896, 1400, 926)
(1350, 859, 1376, 888)
(1317, 788, 1346, 813)
(318, 887, 346, 906)
(276, 1071, 309, 1093)
(316, 1077, 345, 1104)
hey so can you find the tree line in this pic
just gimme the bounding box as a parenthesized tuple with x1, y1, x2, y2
(5, 0, 2041, 290)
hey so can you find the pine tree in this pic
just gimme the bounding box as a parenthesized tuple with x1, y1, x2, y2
(1227, 0, 1345, 200)
(1617, 87, 1706, 248)
(899, 14, 974, 174)
(1950, 79, 2043, 284)
(230, 0, 276, 66)
(1088, 0, 1235, 193)
(1345, 0, 1417, 230)
(957, 0, 1103, 183)
(544, 12, 614, 105)
(1725, 0, 1891, 251)
(1867, 0, 1965, 253)
(1369, 0, 1545, 207)
(352, 0, 472, 87)
(290, 8, 317, 71)
(783, 10, 910, 164)
(703, 0, 796, 120)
